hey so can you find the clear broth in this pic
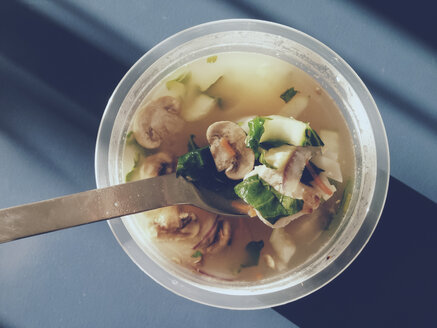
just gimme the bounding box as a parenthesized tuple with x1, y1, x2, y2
(122, 52, 355, 282)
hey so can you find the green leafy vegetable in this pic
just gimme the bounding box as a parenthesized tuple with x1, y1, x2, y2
(234, 175, 303, 224)
(259, 140, 288, 150)
(241, 240, 264, 268)
(245, 117, 267, 159)
(328, 180, 352, 228)
(176, 136, 238, 197)
(125, 131, 156, 182)
(258, 149, 277, 169)
(176, 146, 213, 182)
(304, 127, 324, 147)
(191, 250, 203, 258)
(280, 87, 298, 103)
(125, 152, 142, 182)
(206, 55, 218, 63)
(258, 115, 324, 147)
(166, 71, 191, 89)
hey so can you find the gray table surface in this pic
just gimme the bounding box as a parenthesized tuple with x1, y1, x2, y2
(1, 1, 436, 327)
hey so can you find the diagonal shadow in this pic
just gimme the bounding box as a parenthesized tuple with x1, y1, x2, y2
(0, 0, 141, 118)
(359, 72, 437, 136)
(353, 0, 437, 50)
(53, 0, 144, 65)
(221, 0, 437, 136)
(274, 176, 437, 327)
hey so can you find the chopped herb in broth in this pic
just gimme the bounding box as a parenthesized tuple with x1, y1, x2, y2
(122, 52, 355, 282)
(280, 87, 298, 103)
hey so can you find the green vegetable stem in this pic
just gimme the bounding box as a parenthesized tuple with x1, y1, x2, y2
(245, 116, 267, 160)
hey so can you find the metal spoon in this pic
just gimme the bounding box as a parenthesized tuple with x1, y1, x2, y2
(0, 173, 245, 244)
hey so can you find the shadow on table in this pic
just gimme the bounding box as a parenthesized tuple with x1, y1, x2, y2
(1, 2, 436, 326)
(274, 176, 437, 327)
(0, 1, 143, 192)
(0, 0, 138, 119)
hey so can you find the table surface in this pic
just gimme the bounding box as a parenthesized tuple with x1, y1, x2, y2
(1, 1, 436, 327)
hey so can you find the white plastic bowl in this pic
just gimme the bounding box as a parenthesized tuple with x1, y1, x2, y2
(95, 19, 389, 309)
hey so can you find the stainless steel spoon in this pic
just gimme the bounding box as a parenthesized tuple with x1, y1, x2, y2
(0, 173, 245, 244)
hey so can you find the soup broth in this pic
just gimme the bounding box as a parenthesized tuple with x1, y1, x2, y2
(122, 52, 354, 282)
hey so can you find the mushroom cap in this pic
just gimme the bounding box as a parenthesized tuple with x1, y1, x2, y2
(133, 96, 184, 149)
(206, 121, 255, 180)
(152, 206, 201, 241)
(139, 152, 174, 179)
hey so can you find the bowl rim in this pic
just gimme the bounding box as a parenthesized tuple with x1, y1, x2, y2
(95, 18, 390, 309)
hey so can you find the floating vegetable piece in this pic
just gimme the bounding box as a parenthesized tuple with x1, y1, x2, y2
(125, 152, 142, 182)
(263, 254, 276, 270)
(246, 115, 324, 151)
(278, 94, 309, 118)
(311, 154, 343, 183)
(319, 130, 339, 155)
(280, 87, 298, 103)
(206, 55, 218, 63)
(245, 116, 267, 159)
(334, 180, 352, 220)
(261, 145, 302, 171)
(165, 80, 186, 99)
(270, 228, 296, 263)
(241, 240, 264, 268)
(260, 115, 323, 147)
(181, 93, 217, 122)
(125, 131, 157, 181)
(176, 146, 214, 182)
(166, 71, 191, 88)
(234, 175, 303, 225)
(176, 136, 238, 195)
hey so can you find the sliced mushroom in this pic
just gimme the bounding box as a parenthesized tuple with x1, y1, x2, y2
(192, 218, 232, 254)
(152, 206, 200, 241)
(133, 96, 184, 149)
(206, 121, 255, 180)
(206, 220, 232, 254)
(139, 152, 174, 179)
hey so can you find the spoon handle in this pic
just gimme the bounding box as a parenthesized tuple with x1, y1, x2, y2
(0, 174, 190, 244)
